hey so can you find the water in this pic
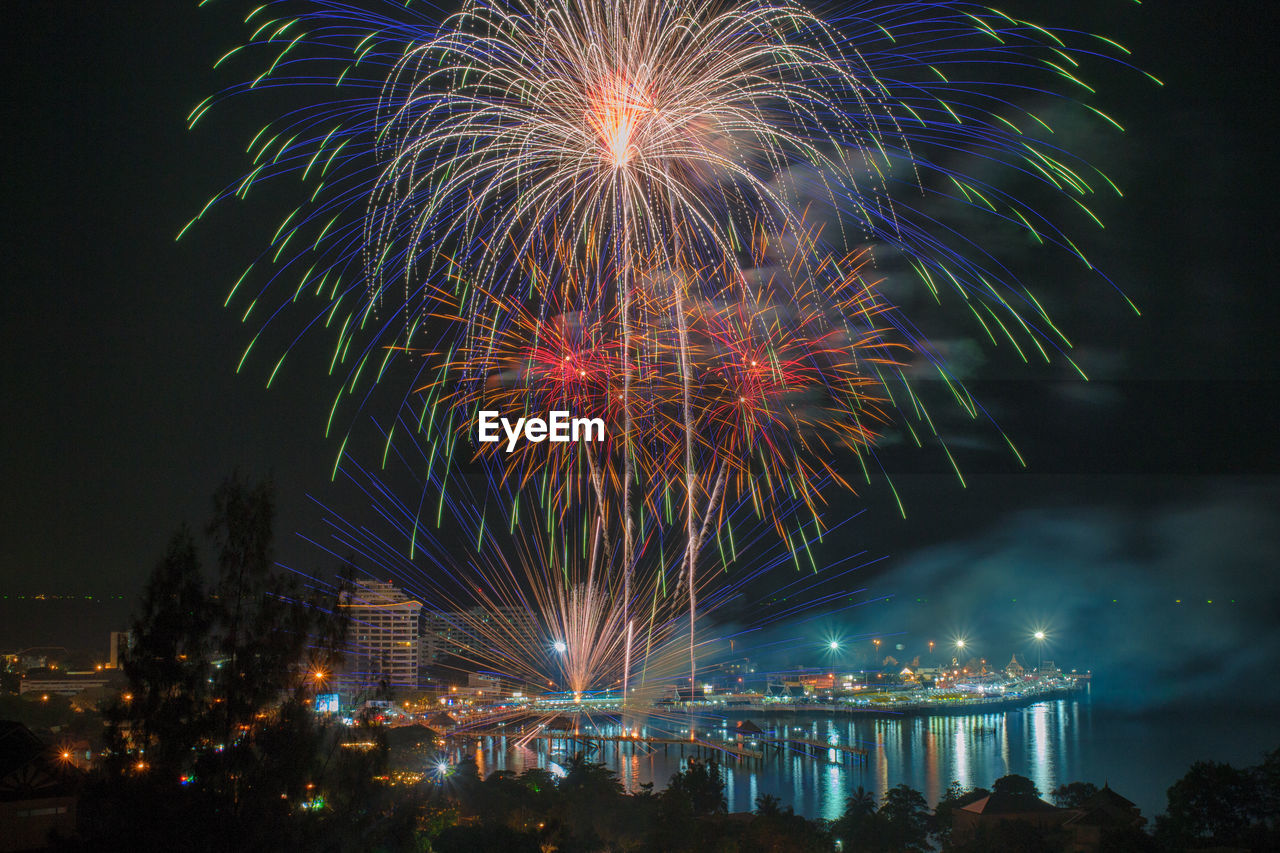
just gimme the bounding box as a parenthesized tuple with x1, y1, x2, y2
(456, 686, 1276, 821)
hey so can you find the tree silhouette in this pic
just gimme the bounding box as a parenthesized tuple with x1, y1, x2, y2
(880, 783, 930, 852)
(663, 758, 727, 816)
(832, 785, 888, 851)
(104, 526, 212, 778)
(992, 774, 1041, 799)
(755, 793, 782, 817)
(1052, 780, 1098, 808)
(1156, 760, 1261, 847)
(930, 780, 986, 847)
(843, 785, 876, 818)
(81, 475, 381, 852)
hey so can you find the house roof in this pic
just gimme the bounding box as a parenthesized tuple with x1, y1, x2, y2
(1063, 785, 1144, 828)
(960, 792, 1061, 816)
(385, 724, 440, 746)
(0, 721, 78, 803)
(1084, 784, 1138, 810)
(735, 720, 764, 735)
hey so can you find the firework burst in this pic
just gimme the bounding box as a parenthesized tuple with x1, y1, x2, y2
(192, 0, 1142, 516)
(190, 0, 1146, 690)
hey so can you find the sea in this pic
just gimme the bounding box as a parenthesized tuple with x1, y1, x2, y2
(459, 684, 1276, 822)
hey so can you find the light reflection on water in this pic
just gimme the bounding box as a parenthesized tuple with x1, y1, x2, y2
(449, 685, 1269, 820)
(455, 690, 1097, 819)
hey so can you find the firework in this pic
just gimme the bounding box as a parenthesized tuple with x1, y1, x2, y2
(192, 0, 1140, 512)
(190, 0, 1144, 690)
(311, 455, 883, 712)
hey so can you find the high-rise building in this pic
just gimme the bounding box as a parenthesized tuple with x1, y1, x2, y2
(420, 605, 540, 665)
(339, 580, 422, 693)
(107, 631, 132, 669)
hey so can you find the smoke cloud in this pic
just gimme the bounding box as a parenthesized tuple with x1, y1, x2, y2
(876, 480, 1280, 711)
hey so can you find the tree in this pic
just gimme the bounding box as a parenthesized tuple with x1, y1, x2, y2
(1156, 760, 1260, 847)
(207, 474, 301, 736)
(880, 783, 930, 852)
(81, 476, 372, 852)
(744, 796, 834, 853)
(102, 526, 212, 777)
(558, 752, 627, 846)
(843, 786, 876, 819)
(832, 786, 888, 851)
(992, 774, 1041, 799)
(931, 780, 986, 848)
(662, 758, 727, 816)
(1255, 746, 1280, 830)
(1052, 781, 1098, 808)
(756, 794, 783, 817)
(561, 752, 624, 797)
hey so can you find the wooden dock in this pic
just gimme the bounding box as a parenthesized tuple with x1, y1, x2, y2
(761, 735, 868, 762)
(449, 729, 867, 764)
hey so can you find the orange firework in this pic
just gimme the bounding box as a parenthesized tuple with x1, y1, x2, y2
(427, 226, 908, 552)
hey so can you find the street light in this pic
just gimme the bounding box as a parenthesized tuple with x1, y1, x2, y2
(1032, 631, 1046, 673)
(829, 641, 840, 651)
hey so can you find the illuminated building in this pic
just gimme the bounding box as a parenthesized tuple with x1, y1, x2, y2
(420, 606, 539, 664)
(339, 580, 422, 692)
(107, 631, 131, 669)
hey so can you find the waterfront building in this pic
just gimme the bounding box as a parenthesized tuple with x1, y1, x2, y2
(1006, 654, 1026, 678)
(952, 790, 1072, 842)
(1061, 786, 1146, 849)
(339, 580, 423, 693)
(420, 605, 540, 666)
(952, 783, 1144, 852)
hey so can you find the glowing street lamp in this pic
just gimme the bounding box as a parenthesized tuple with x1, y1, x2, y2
(1032, 630, 1047, 673)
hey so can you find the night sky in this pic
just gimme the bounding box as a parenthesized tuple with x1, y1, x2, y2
(3, 0, 1278, 709)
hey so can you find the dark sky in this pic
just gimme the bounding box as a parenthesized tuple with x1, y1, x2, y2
(2, 0, 1278, 692)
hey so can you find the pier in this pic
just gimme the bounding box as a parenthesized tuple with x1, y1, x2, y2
(447, 728, 869, 765)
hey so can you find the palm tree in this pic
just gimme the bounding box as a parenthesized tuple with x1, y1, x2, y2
(844, 786, 877, 818)
(755, 794, 782, 817)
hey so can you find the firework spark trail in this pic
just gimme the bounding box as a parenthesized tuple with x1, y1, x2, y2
(297, 441, 892, 706)
(192, 0, 1144, 692)
(433, 239, 901, 522)
(192, 0, 1142, 480)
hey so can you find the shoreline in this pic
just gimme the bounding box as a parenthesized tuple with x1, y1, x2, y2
(722, 684, 1086, 720)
